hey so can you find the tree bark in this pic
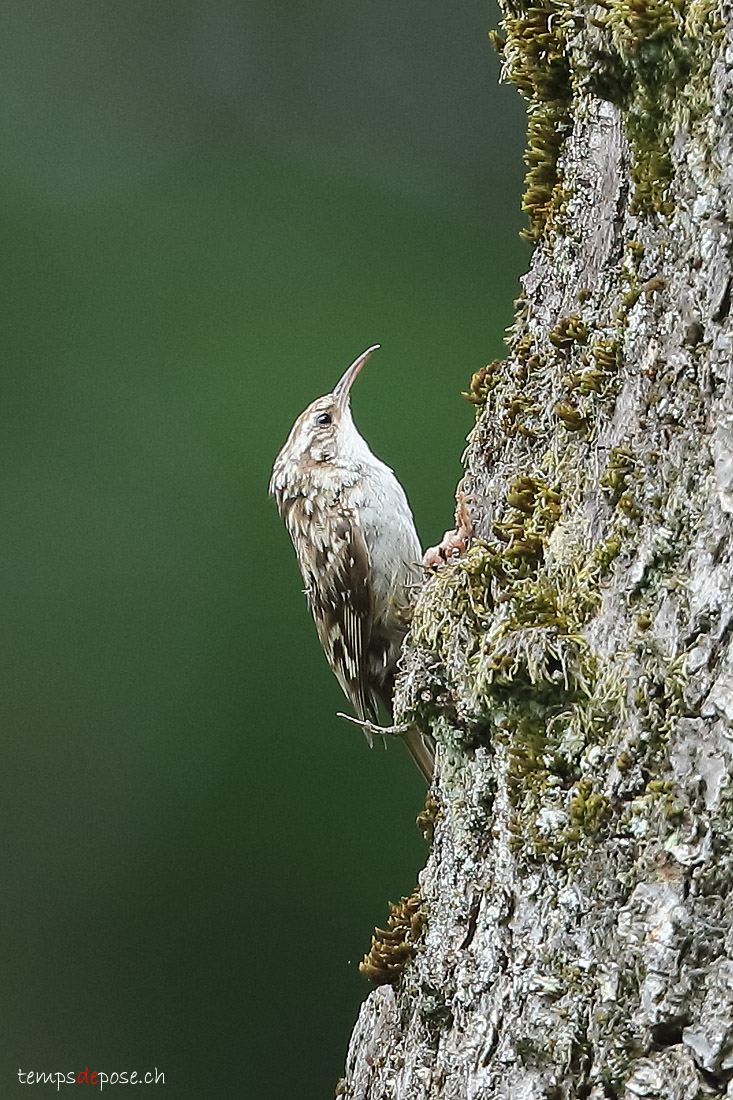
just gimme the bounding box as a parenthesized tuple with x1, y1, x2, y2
(339, 1, 733, 1097)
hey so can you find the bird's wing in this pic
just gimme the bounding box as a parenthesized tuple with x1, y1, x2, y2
(305, 514, 377, 731)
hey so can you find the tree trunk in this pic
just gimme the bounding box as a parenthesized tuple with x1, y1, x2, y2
(338, 1, 733, 1097)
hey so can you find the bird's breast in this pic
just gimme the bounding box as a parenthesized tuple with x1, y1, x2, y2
(352, 470, 422, 622)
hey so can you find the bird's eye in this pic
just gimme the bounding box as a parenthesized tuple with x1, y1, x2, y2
(316, 412, 332, 427)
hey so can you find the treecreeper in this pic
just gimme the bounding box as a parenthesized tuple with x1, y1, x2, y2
(269, 345, 435, 780)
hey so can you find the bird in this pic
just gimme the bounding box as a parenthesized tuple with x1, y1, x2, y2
(269, 345, 435, 781)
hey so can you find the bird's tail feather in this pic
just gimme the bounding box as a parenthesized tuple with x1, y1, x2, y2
(403, 728, 435, 782)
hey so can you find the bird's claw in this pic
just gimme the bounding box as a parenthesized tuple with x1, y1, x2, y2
(336, 712, 411, 740)
(422, 479, 473, 571)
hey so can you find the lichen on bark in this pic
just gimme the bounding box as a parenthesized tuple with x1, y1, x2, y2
(339, 0, 733, 1097)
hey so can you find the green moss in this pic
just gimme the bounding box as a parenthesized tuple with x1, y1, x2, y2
(494, 0, 719, 237)
(621, 286, 642, 312)
(592, 339, 621, 374)
(412, 461, 629, 860)
(590, 0, 718, 214)
(556, 339, 621, 413)
(601, 447, 636, 505)
(500, 686, 622, 860)
(412, 489, 603, 716)
(593, 534, 623, 573)
(628, 651, 688, 770)
(493, 0, 719, 237)
(621, 771, 688, 833)
(359, 889, 426, 985)
(463, 359, 506, 406)
(566, 779, 609, 838)
(616, 750, 633, 772)
(607, 0, 686, 213)
(465, 340, 547, 438)
(491, 4, 573, 242)
(419, 305, 632, 793)
(549, 315, 588, 349)
(494, 475, 563, 562)
(554, 400, 588, 433)
(416, 790, 441, 844)
(617, 491, 643, 519)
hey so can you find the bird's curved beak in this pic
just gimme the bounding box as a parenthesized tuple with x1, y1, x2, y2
(333, 344, 380, 411)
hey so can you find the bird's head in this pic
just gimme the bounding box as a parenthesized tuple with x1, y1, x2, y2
(276, 344, 380, 471)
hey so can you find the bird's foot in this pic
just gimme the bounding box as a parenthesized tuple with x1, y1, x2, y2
(337, 712, 411, 741)
(422, 478, 473, 570)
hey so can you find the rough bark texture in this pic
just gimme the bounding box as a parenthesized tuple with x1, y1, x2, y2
(340, 1, 733, 1098)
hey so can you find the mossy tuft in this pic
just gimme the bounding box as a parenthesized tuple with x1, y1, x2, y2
(359, 889, 426, 985)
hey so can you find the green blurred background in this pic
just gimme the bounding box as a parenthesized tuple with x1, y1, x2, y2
(2, 1, 527, 1095)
